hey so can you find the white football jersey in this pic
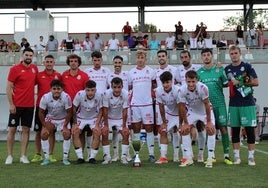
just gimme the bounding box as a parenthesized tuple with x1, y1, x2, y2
(39, 91, 72, 120)
(175, 64, 201, 85)
(155, 85, 180, 116)
(84, 66, 111, 94)
(102, 88, 129, 119)
(179, 82, 209, 114)
(73, 90, 103, 119)
(107, 71, 129, 91)
(155, 64, 177, 87)
(128, 65, 156, 106)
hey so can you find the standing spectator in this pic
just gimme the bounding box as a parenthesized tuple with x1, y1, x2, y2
(174, 34, 186, 50)
(46, 35, 58, 52)
(62, 35, 74, 52)
(127, 33, 137, 49)
(165, 32, 175, 50)
(122, 21, 132, 41)
(197, 36, 205, 49)
(5, 48, 38, 164)
(73, 38, 82, 55)
(257, 24, 264, 49)
(108, 33, 120, 57)
(204, 33, 213, 49)
(136, 31, 144, 45)
(34, 36, 46, 52)
(83, 36, 94, 52)
(31, 55, 61, 163)
(236, 25, 244, 45)
(175, 21, 183, 40)
(246, 24, 257, 47)
(186, 30, 201, 50)
(93, 33, 104, 51)
(225, 46, 259, 166)
(20, 38, 30, 51)
(148, 34, 160, 61)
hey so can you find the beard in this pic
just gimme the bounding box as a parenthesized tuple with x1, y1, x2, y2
(182, 61, 190, 67)
(24, 59, 32, 65)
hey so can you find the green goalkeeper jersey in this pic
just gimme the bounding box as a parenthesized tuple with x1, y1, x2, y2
(197, 65, 228, 108)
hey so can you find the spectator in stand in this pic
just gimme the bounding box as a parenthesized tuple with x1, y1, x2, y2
(174, 34, 186, 50)
(46, 35, 58, 52)
(175, 21, 183, 40)
(93, 33, 104, 51)
(148, 34, 160, 61)
(108, 33, 120, 58)
(197, 36, 205, 49)
(141, 34, 149, 49)
(204, 33, 213, 49)
(165, 32, 175, 50)
(62, 35, 74, 52)
(186, 29, 201, 50)
(136, 31, 144, 45)
(195, 22, 208, 38)
(9, 41, 21, 52)
(122, 21, 132, 41)
(34, 36, 46, 52)
(236, 25, 244, 46)
(20, 38, 30, 51)
(127, 33, 137, 49)
(257, 23, 264, 49)
(246, 24, 257, 47)
(217, 34, 228, 62)
(0, 39, 8, 52)
(83, 36, 94, 52)
(73, 38, 82, 55)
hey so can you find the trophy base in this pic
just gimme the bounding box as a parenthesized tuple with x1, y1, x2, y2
(133, 162, 141, 167)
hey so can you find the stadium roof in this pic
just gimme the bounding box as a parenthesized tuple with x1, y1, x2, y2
(1, 0, 268, 9)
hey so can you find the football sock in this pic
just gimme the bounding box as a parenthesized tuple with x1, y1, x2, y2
(41, 139, 49, 159)
(147, 132, 155, 156)
(63, 139, 70, 160)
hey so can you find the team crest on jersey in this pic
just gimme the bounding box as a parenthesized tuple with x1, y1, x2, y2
(32, 68, 36, 73)
(42, 76, 46, 78)
(120, 96, 123, 100)
(55, 75, 58, 79)
(240, 66, 245, 72)
(134, 71, 137, 74)
(21, 70, 25, 73)
(146, 70, 149, 74)
(94, 99, 98, 104)
(77, 75, 81, 80)
(102, 69, 106, 73)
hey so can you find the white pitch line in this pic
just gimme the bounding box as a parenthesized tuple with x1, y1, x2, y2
(241, 145, 268, 155)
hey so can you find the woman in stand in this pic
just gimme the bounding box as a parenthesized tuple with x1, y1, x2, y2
(236, 25, 244, 45)
(257, 24, 264, 49)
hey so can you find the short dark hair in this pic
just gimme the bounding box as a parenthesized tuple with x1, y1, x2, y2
(91, 51, 102, 58)
(66, 54, 82, 66)
(111, 77, 123, 86)
(85, 80, 96, 89)
(113, 55, 123, 61)
(201, 48, 213, 55)
(180, 50, 191, 58)
(23, 47, 34, 54)
(45, 54, 54, 59)
(50, 79, 64, 88)
(185, 70, 198, 79)
(160, 71, 173, 83)
(157, 50, 167, 56)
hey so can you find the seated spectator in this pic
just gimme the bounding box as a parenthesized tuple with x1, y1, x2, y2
(62, 35, 74, 51)
(136, 31, 144, 45)
(197, 36, 205, 49)
(8, 41, 21, 52)
(74, 38, 82, 53)
(142, 34, 149, 49)
(174, 34, 186, 50)
(127, 34, 137, 49)
(217, 34, 228, 49)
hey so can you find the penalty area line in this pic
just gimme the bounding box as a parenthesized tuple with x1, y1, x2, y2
(241, 145, 268, 155)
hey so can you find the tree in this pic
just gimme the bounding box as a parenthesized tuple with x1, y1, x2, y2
(223, 9, 268, 30)
(133, 23, 160, 32)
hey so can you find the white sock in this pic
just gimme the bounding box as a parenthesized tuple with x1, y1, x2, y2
(182, 135, 192, 159)
(133, 133, 139, 141)
(75, 148, 84, 159)
(160, 144, 168, 158)
(102, 145, 111, 159)
(234, 149, 240, 158)
(172, 132, 180, 158)
(112, 130, 119, 156)
(121, 144, 129, 157)
(63, 139, 70, 160)
(86, 136, 92, 157)
(207, 135, 216, 159)
(198, 130, 206, 154)
(90, 149, 98, 159)
(146, 132, 155, 156)
(248, 150, 254, 159)
(157, 133, 161, 149)
(41, 139, 49, 159)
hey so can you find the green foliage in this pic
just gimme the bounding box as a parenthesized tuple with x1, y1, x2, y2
(223, 9, 268, 30)
(133, 23, 160, 33)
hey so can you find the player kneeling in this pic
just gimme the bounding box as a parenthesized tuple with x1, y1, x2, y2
(39, 80, 72, 166)
(72, 80, 103, 164)
(102, 77, 130, 164)
(155, 71, 181, 164)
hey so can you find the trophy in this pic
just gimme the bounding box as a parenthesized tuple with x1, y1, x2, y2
(132, 129, 146, 167)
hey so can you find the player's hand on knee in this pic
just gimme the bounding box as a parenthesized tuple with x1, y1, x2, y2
(159, 123, 167, 134)
(102, 126, 109, 136)
(71, 124, 80, 135)
(181, 124, 190, 135)
(205, 122, 215, 135)
(62, 127, 71, 139)
(121, 126, 130, 136)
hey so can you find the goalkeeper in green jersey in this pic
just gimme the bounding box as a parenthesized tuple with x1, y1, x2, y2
(197, 48, 233, 165)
